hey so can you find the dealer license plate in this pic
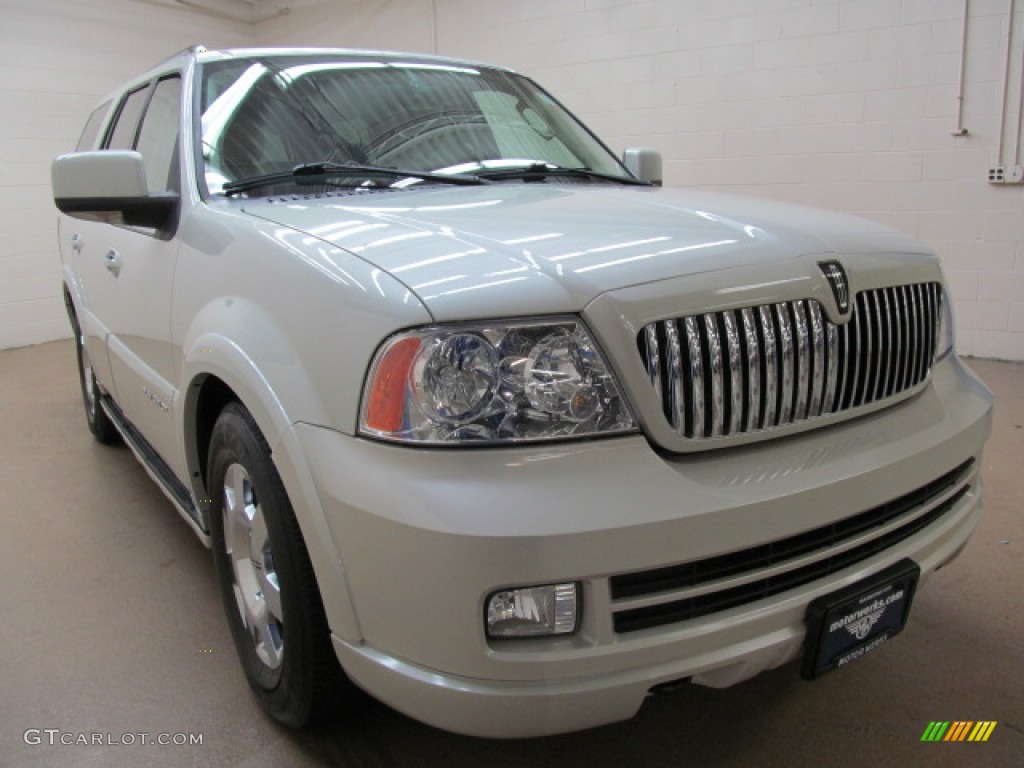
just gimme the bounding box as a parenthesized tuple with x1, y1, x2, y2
(801, 559, 920, 680)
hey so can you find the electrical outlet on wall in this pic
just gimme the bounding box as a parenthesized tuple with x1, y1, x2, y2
(988, 165, 1024, 184)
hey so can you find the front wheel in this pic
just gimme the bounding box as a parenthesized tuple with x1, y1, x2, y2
(207, 403, 339, 727)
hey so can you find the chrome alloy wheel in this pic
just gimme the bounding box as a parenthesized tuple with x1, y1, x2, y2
(222, 462, 284, 672)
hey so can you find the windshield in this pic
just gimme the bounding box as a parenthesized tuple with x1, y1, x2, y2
(197, 53, 630, 195)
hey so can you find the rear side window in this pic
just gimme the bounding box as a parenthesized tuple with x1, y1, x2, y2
(107, 85, 152, 150)
(76, 101, 111, 151)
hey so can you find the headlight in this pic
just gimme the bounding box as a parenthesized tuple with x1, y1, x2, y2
(360, 319, 637, 444)
(934, 287, 954, 361)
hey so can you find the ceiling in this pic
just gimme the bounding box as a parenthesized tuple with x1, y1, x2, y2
(136, 0, 330, 24)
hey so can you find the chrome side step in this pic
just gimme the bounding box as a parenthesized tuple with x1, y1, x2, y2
(100, 396, 211, 546)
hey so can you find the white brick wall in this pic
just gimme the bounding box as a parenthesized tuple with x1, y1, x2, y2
(4, 0, 1023, 362)
(0, 0, 252, 350)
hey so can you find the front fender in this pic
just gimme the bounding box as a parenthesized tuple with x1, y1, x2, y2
(178, 320, 362, 643)
(177, 295, 324, 515)
(179, 297, 328, 448)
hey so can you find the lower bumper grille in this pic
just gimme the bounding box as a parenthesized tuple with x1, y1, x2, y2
(610, 459, 974, 634)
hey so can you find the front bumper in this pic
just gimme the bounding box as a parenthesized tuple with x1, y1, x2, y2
(294, 355, 991, 737)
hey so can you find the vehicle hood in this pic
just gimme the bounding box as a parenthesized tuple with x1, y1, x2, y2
(241, 184, 931, 321)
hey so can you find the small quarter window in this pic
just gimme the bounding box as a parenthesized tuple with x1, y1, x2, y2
(75, 101, 111, 151)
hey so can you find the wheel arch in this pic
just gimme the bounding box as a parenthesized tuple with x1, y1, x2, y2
(180, 339, 362, 644)
(189, 373, 238, 503)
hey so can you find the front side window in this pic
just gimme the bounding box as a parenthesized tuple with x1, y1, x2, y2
(135, 77, 182, 194)
(96, 76, 181, 233)
(198, 55, 627, 195)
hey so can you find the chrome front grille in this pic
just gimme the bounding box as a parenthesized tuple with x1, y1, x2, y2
(638, 283, 942, 440)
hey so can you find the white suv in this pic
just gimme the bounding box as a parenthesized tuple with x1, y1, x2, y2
(52, 46, 992, 738)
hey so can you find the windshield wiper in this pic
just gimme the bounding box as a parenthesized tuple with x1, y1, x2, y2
(221, 162, 486, 197)
(472, 163, 650, 186)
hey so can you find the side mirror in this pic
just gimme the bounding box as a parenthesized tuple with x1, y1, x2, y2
(52, 151, 178, 230)
(622, 148, 662, 186)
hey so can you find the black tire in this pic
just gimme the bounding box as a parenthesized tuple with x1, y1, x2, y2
(207, 403, 339, 728)
(71, 316, 120, 445)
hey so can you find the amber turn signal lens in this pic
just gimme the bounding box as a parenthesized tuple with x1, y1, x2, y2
(364, 336, 420, 433)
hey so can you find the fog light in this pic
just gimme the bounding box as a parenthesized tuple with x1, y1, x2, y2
(486, 583, 579, 638)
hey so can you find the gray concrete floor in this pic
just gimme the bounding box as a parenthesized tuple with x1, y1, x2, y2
(1, 339, 1021, 767)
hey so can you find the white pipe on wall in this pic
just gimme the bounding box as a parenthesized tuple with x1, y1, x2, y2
(996, 0, 1016, 163)
(951, 0, 969, 136)
(1016, 7, 1024, 165)
(430, 0, 439, 54)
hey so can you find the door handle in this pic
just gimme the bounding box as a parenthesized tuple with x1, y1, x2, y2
(71, 233, 84, 253)
(104, 249, 122, 277)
